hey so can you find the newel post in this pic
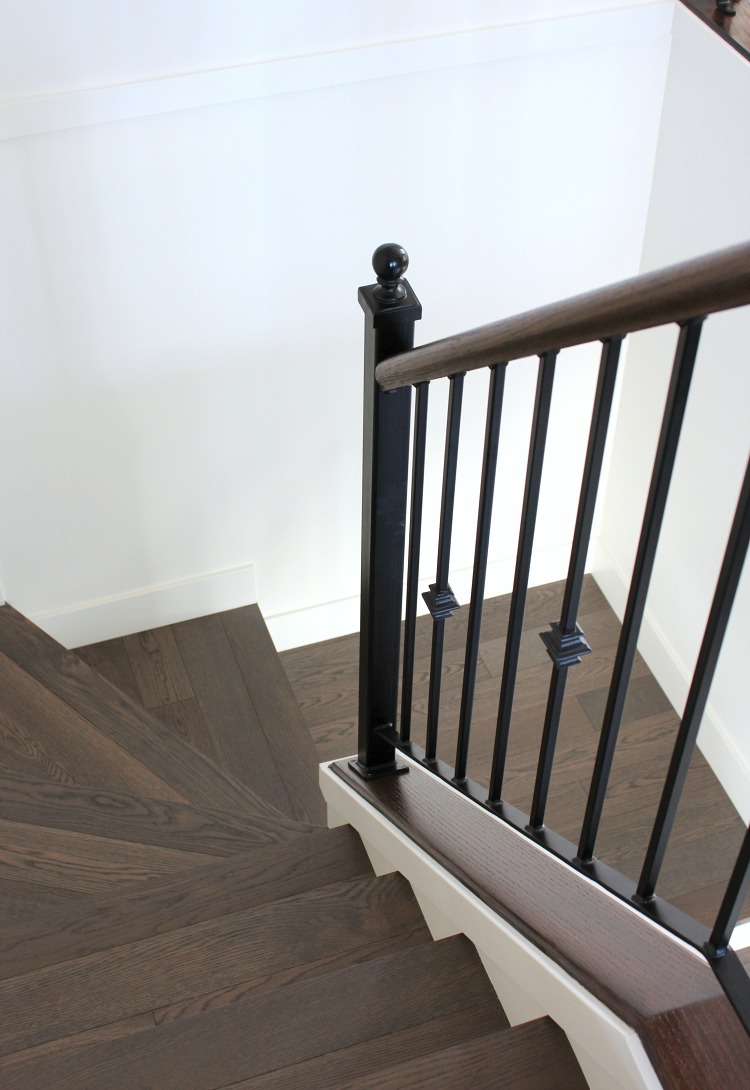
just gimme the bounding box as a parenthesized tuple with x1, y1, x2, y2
(350, 244, 422, 778)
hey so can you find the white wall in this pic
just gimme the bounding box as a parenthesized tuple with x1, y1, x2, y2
(594, 3, 750, 820)
(0, 2, 672, 647)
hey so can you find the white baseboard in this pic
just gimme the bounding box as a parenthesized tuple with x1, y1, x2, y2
(321, 755, 664, 1090)
(29, 564, 256, 648)
(266, 543, 575, 653)
(265, 595, 361, 654)
(591, 540, 750, 823)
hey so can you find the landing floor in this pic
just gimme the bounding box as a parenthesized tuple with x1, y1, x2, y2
(279, 576, 750, 933)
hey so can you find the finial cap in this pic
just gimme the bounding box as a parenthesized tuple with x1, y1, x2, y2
(372, 243, 409, 302)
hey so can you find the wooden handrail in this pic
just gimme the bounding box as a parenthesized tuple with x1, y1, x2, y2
(376, 240, 750, 391)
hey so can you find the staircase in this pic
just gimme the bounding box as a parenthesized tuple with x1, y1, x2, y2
(0, 602, 588, 1090)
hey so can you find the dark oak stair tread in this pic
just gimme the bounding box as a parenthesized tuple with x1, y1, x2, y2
(0, 824, 371, 981)
(0, 870, 432, 1057)
(170, 605, 326, 825)
(0, 605, 284, 816)
(0, 815, 219, 895)
(0, 650, 184, 801)
(0, 770, 312, 856)
(0, 935, 500, 1089)
(0, 875, 89, 925)
(326, 1017, 588, 1090)
(208, 1005, 510, 1090)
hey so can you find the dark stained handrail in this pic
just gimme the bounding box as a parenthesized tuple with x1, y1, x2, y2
(375, 240, 750, 390)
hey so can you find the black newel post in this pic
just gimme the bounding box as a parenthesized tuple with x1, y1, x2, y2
(350, 244, 422, 779)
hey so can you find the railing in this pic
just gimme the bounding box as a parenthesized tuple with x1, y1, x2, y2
(352, 241, 750, 1033)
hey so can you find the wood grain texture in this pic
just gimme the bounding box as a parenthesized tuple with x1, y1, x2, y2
(0, 872, 427, 1057)
(0, 605, 271, 814)
(0, 651, 184, 800)
(170, 612, 297, 817)
(0, 771, 310, 856)
(376, 241, 750, 389)
(0, 825, 370, 981)
(326, 1018, 588, 1090)
(0, 875, 89, 925)
(152, 923, 432, 1026)
(221, 605, 326, 825)
(0, 816, 218, 895)
(0, 935, 499, 1089)
(334, 761, 750, 1090)
(123, 627, 193, 708)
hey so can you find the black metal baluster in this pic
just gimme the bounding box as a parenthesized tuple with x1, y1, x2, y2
(577, 317, 704, 860)
(400, 382, 430, 743)
(423, 373, 464, 761)
(352, 244, 422, 779)
(529, 337, 623, 829)
(488, 350, 558, 803)
(710, 825, 750, 954)
(454, 364, 508, 782)
(637, 453, 750, 900)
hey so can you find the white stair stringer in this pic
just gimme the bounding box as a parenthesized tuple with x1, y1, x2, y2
(321, 753, 665, 1090)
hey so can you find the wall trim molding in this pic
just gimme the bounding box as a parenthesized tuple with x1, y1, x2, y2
(29, 563, 256, 648)
(265, 541, 576, 652)
(0, 4, 673, 140)
(591, 539, 750, 824)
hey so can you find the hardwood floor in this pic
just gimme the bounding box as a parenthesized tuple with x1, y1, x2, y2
(680, 0, 750, 59)
(280, 576, 750, 930)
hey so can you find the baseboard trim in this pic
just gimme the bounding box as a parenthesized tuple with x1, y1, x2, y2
(266, 543, 576, 652)
(591, 540, 750, 823)
(30, 564, 256, 648)
(0, 5, 672, 140)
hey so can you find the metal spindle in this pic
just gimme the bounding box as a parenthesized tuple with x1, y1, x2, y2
(424, 373, 464, 760)
(710, 825, 750, 954)
(488, 350, 558, 803)
(577, 318, 704, 861)
(530, 337, 623, 829)
(637, 454, 750, 900)
(400, 383, 430, 743)
(454, 364, 508, 782)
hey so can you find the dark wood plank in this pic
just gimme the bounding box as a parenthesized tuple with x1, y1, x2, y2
(152, 923, 432, 1026)
(221, 605, 326, 825)
(123, 627, 193, 708)
(326, 1019, 587, 1090)
(0, 876, 89, 925)
(0, 935, 498, 1088)
(74, 638, 141, 703)
(0, 771, 307, 857)
(0, 652, 185, 800)
(0, 817, 217, 895)
(149, 698, 219, 762)
(334, 761, 750, 1090)
(170, 612, 296, 817)
(0, 605, 272, 815)
(0, 872, 428, 1057)
(0, 825, 371, 980)
(205, 1004, 508, 1090)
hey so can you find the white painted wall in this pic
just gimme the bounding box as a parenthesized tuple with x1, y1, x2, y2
(0, 2, 672, 647)
(594, 3, 750, 820)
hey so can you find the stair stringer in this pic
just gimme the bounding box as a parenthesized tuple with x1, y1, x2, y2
(321, 753, 664, 1090)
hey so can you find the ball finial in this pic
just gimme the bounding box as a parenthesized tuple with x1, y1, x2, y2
(372, 243, 409, 302)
